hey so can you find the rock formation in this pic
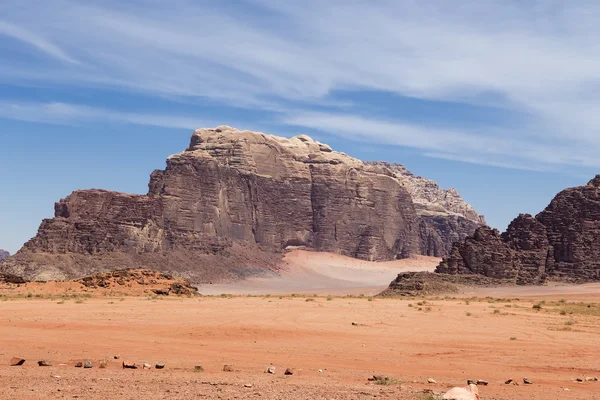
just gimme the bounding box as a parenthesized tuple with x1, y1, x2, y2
(437, 176, 600, 284)
(1, 126, 482, 282)
(367, 162, 485, 256)
(0, 250, 9, 260)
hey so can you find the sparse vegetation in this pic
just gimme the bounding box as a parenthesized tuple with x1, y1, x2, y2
(465, 312, 472, 316)
(532, 303, 543, 310)
(416, 394, 439, 400)
(510, 336, 517, 340)
(326, 295, 333, 301)
(374, 376, 403, 386)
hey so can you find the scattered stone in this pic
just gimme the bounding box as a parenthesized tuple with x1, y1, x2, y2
(576, 378, 584, 382)
(223, 364, 235, 372)
(585, 377, 595, 382)
(476, 380, 488, 386)
(84, 360, 93, 369)
(99, 361, 107, 369)
(155, 363, 165, 369)
(10, 358, 25, 366)
(75, 362, 83, 368)
(284, 368, 295, 375)
(244, 384, 253, 388)
(351, 322, 358, 326)
(194, 365, 204, 372)
(523, 377, 532, 384)
(114, 355, 120, 360)
(443, 386, 479, 400)
(143, 363, 152, 369)
(505, 379, 518, 385)
(122, 361, 137, 369)
(265, 366, 276, 374)
(152, 289, 169, 296)
(369, 375, 389, 382)
(318, 369, 323, 373)
(38, 360, 52, 367)
(428, 378, 437, 384)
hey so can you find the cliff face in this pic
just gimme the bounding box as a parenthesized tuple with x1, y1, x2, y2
(437, 176, 600, 284)
(367, 162, 485, 257)
(2, 126, 482, 282)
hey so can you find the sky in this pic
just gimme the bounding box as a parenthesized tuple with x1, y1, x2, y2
(1, 0, 600, 254)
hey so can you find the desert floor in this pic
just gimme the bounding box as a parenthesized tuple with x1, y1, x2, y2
(197, 250, 442, 296)
(1, 290, 599, 399)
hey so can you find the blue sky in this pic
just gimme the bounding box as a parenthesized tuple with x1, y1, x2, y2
(1, 0, 600, 254)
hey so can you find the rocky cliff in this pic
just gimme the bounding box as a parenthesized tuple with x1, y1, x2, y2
(0, 250, 9, 260)
(367, 162, 485, 257)
(1, 126, 483, 282)
(437, 176, 600, 284)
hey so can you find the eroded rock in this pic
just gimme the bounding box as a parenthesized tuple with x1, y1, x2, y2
(1, 127, 482, 282)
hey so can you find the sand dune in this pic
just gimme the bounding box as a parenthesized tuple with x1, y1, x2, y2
(197, 250, 441, 296)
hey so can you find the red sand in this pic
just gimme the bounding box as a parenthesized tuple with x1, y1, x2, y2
(0, 292, 599, 399)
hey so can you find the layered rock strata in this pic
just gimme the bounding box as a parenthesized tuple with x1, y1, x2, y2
(1, 126, 482, 282)
(437, 176, 600, 284)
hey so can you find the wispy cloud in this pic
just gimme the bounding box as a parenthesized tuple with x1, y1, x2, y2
(2, 1, 600, 170)
(0, 101, 213, 130)
(0, 20, 78, 64)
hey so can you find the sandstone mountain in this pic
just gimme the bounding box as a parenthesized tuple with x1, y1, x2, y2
(1, 126, 483, 282)
(0, 250, 9, 260)
(437, 176, 600, 284)
(367, 162, 485, 257)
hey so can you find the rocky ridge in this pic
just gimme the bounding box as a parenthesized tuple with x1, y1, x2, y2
(436, 176, 600, 284)
(367, 162, 485, 257)
(0, 250, 9, 260)
(1, 126, 483, 282)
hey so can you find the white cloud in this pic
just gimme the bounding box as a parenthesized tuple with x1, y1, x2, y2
(0, 101, 213, 130)
(1, 1, 600, 170)
(0, 20, 78, 64)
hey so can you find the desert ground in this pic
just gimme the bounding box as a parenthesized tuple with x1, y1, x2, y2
(198, 250, 442, 296)
(1, 285, 600, 399)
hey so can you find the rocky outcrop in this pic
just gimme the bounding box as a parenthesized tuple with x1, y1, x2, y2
(367, 162, 485, 256)
(379, 271, 509, 297)
(436, 176, 600, 284)
(0, 250, 9, 260)
(2, 126, 481, 282)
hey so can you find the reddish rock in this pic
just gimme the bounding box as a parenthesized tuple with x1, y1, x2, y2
(10, 357, 25, 366)
(437, 176, 600, 283)
(1, 127, 482, 282)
